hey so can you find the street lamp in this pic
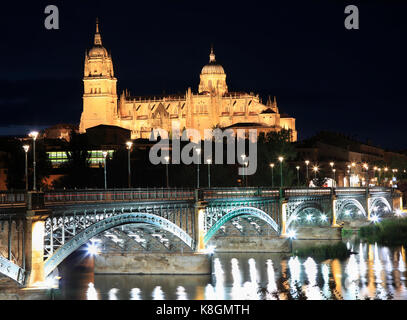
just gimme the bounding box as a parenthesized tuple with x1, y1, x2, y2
(296, 166, 300, 186)
(244, 161, 248, 187)
(29, 131, 39, 191)
(241, 154, 247, 187)
(363, 163, 369, 187)
(196, 148, 201, 188)
(270, 163, 275, 188)
(313, 166, 319, 180)
(23, 145, 30, 191)
(305, 160, 310, 186)
(164, 156, 170, 188)
(330, 162, 335, 182)
(207, 159, 212, 188)
(378, 168, 382, 186)
(126, 141, 133, 188)
(103, 151, 108, 190)
(332, 169, 336, 186)
(278, 156, 284, 188)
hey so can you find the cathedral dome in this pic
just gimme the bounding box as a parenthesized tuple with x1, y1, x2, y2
(88, 19, 108, 57)
(201, 48, 225, 75)
(89, 45, 108, 57)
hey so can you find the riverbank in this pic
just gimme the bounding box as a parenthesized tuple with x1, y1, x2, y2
(359, 217, 407, 246)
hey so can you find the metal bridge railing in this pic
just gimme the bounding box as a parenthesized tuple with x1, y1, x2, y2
(44, 188, 195, 203)
(0, 187, 398, 207)
(202, 187, 280, 199)
(284, 188, 332, 197)
(0, 191, 26, 206)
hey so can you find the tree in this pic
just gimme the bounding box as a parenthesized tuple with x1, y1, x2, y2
(52, 131, 91, 189)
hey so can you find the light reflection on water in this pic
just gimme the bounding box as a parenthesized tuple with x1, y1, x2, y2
(58, 242, 407, 300)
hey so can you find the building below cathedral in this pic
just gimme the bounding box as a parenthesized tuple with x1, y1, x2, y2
(79, 20, 297, 141)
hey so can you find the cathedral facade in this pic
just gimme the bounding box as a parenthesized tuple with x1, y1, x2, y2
(79, 21, 297, 141)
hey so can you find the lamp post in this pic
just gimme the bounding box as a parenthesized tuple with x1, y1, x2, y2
(103, 151, 108, 190)
(373, 166, 378, 186)
(278, 156, 284, 188)
(270, 163, 275, 188)
(29, 131, 39, 191)
(296, 166, 300, 186)
(384, 167, 389, 186)
(332, 169, 336, 187)
(126, 141, 133, 188)
(23, 145, 30, 191)
(313, 166, 318, 181)
(196, 148, 201, 188)
(164, 156, 170, 188)
(363, 163, 369, 187)
(241, 154, 247, 187)
(207, 159, 212, 188)
(351, 162, 356, 187)
(244, 162, 248, 187)
(305, 160, 310, 186)
(330, 162, 335, 182)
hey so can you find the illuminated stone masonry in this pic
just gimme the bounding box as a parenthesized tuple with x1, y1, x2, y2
(79, 20, 297, 141)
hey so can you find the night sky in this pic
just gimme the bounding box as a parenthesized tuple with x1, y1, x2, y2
(0, 1, 406, 150)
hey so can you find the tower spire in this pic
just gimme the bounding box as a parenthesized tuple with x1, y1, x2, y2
(209, 44, 216, 63)
(94, 18, 102, 46)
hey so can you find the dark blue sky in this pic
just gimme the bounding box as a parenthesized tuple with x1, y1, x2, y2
(0, 0, 406, 150)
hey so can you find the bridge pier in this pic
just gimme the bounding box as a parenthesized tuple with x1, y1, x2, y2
(331, 195, 339, 227)
(366, 189, 371, 221)
(23, 192, 51, 288)
(279, 201, 287, 237)
(194, 202, 206, 252)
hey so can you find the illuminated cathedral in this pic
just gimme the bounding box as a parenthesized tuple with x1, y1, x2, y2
(79, 20, 297, 141)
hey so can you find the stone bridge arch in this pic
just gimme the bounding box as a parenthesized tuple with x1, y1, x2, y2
(44, 212, 194, 277)
(203, 207, 279, 245)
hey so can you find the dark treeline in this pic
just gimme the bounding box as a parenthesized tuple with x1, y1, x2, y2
(49, 129, 299, 190)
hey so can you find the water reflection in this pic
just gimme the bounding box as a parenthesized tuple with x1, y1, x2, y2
(58, 242, 407, 300)
(86, 283, 98, 300)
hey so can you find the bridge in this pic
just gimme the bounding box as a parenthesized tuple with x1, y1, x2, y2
(0, 187, 402, 287)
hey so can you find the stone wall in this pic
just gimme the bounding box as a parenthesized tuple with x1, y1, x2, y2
(94, 252, 211, 275)
(209, 236, 290, 253)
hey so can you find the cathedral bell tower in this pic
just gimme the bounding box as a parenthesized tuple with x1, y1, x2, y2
(79, 19, 118, 133)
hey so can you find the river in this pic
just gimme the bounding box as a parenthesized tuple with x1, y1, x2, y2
(55, 241, 407, 300)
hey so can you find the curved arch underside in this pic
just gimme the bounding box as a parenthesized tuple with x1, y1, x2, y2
(337, 199, 366, 219)
(370, 197, 392, 214)
(204, 207, 279, 244)
(44, 213, 194, 277)
(287, 202, 325, 227)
